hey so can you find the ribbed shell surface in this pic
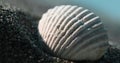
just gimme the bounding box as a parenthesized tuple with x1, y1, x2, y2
(38, 5, 109, 60)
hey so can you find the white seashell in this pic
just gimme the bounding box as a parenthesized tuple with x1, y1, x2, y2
(38, 5, 109, 61)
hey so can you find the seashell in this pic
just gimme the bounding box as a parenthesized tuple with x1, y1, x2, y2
(38, 5, 109, 61)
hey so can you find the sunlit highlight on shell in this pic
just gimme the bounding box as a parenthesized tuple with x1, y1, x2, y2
(38, 5, 109, 61)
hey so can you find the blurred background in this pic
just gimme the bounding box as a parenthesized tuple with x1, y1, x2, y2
(1, 0, 120, 49)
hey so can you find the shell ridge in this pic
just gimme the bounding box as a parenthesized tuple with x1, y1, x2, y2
(59, 7, 83, 31)
(65, 22, 103, 48)
(56, 20, 84, 54)
(51, 6, 79, 50)
(47, 6, 69, 46)
(57, 9, 93, 47)
(55, 7, 90, 50)
(43, 8, 57, 38)
(58, 16, 100, 55)
(48, 6, 70, 46)
(76, 9, 90, 19)
(61, 22, 103, 56)
(73, 37, 108, 60)
(43, 9, 56, 35)
(82, 12, 95, 22)
(45, 6, 66, 44)
(52, 7, 78, 48)
(43, 7, 58, 41)
(55, 8, 85, 50)
(44, 7, 60, 44)
(54, 11, 93, 50)
(39, 13, 50, 37)
(67, 31, 106, 57)
(48, 6, 71, 46)
(53, 13, 84, 52)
